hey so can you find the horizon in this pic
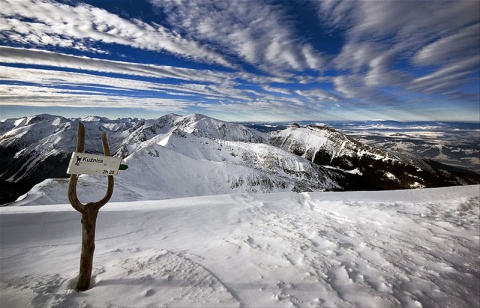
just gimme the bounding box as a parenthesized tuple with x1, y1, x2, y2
(2, 111, 480, 125)
(1, 0, 479, 122)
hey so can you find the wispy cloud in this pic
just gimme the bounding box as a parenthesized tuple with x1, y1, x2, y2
(0, 0, 479, 121)
(0, 65, 196, 111)
(0, 53, 336, 117)
(0, 0, 232, 67)
(151, 0, 326, 75)
(317, 0, 480, 104)
(0, 84, 195, 112)
(0, 47, 231, 83)
(412, 24, 480, 66)
(411, 56, 480, 96)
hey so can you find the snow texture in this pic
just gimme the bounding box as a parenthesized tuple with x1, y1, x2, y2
(1, 185, 479, 307)
(2, 114, 478, 207)
(1, 113, 344, 206)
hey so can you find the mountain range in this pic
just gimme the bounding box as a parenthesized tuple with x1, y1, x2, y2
(1, 113, 478, 205)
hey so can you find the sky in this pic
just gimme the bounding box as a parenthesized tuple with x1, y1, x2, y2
(0, 0, 479, 122)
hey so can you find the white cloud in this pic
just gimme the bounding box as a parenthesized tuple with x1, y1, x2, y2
(0, 46, 319, 94)
(345, 0, 479, 45)
(0, 84, 194, 112)
(0, 0, 232, 67)
(333, 74, 402, 107)
(334, 42, 382, 73)
(1, 0, 478, 120)
(316, 0, 354, 30)
(261, 86, 292, 96)
(364, 47, 411, 88)
(0, 65, 195, 98)
(294, 89, 340, 103)
(334, 42, 409, 94)
(0, 58, 321, 115)
(0, 47, 231, 83)
(0, 63, 341, 121)
(150, 0, 326, 74)
(413, 24, 480, 66)
(411, 56, 480, 94)
(319, 0, 480, 105)
(0, 63, 252, 105)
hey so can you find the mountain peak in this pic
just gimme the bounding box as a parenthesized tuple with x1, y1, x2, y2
(174, 113, 267, 143)
(1, 113, 478, 205)
(80, 115, 110, 123)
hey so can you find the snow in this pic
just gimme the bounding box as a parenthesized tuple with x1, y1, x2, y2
(1, 185, 479, 307)
(269, 125, 402, 167)
(12, 127, 339, 206)
(384, 172, 398, 181)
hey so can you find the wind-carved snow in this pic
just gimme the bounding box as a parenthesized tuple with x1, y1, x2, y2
(1, 185, 478, 307)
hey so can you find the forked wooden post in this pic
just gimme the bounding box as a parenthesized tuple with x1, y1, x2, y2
(68, 122, 114, 291)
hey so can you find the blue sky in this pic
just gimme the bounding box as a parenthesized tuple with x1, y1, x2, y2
(0, 0, 479, 121)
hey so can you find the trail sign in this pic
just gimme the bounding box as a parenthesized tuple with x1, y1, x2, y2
(67, 152, 123, 176)
(68, 122, 118, 291)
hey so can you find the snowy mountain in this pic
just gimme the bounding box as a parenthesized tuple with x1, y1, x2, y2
(1, 114, 479, 306)
(1, 113, 478, 205)
(270, 124, 480, 190)
(0, 114, 139, 204)
(115, 113, 267, 158)
(245, 120, 480, 173)
(1, 114, 341, 205)
(1, 185, 479, 307)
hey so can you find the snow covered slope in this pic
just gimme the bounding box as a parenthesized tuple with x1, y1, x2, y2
(1, 186, 479, 307)
(0, 114, 139, 204)
(270, 125, 480, 190)
(1, 114, 478, 205)
(0, 113, 277, 204)
(14, 124, 340, 205)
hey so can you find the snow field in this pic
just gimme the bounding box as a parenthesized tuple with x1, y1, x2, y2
(13, 129, 339, 207)
(1, 185, 479, 307)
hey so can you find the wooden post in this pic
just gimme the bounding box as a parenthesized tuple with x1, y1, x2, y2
(68, 122, 114, 291)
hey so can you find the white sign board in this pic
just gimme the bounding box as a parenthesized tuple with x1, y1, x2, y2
(67, 152, 122, 176)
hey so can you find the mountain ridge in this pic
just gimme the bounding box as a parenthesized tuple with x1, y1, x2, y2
(1, 113, 478, 205)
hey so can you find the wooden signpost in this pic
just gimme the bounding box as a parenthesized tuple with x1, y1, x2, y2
(67, 122, 127, 291)
(67, 152, 123, 176)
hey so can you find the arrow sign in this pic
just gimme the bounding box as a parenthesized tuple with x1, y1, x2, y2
(67, 152, 123, 176)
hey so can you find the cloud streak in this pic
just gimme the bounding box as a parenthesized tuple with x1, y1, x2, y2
(152, 0, 327, 74)
(318, 0, 480, 107)
(0, 0, 232, 67)
(0, 46, 231, 83)
(0, 0, 479, 121)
